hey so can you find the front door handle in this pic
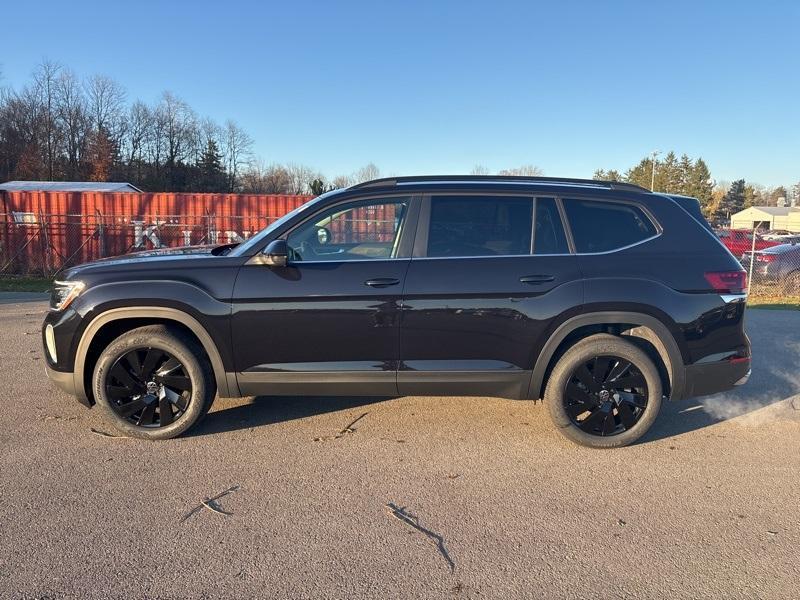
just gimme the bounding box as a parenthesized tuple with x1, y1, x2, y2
(520, 275, 555, 285)
(365, 278, 400, 288)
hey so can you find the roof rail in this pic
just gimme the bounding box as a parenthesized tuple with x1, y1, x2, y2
(350, 175, 650, 193)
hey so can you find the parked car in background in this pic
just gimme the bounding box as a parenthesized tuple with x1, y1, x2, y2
(761, 232, 800, 244)
(42, 175, 751, 448)
(742, 243, 800, 294)
(716, 228, 780, 256)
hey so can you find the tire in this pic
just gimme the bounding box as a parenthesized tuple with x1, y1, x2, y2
(545, 333, 662, 449)
(92, 325, 216, 440)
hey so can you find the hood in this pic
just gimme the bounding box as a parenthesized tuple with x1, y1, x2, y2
(61, 243, 237, 279)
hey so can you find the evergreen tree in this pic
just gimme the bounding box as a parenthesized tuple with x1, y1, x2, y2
(309, 178, 328, 196)
(659, 151, 681, 192)
(623, 158, 654, 190)
(769, 186, 788, 206)
(195, 139, 227, 192)
(716, 179, 746, 220)
(593, 169, 622, 181)
(743, 184, 758, 209)
(683, 158, 714, 212)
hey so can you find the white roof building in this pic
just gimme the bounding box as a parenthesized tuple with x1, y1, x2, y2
(730, 206, 800, 232)
(0, 181, 142, 193)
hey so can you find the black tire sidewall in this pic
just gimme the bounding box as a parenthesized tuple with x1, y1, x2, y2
(545, 334, 662, 448)
(93, 327, 213, 440)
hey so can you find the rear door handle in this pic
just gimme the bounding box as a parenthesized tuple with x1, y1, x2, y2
(365, 278, 400, 288)
(520, 275, 555, 285)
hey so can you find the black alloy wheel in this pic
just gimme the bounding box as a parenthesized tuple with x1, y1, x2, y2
(105, 347, 193, 428)
(563, 355, 649, 437)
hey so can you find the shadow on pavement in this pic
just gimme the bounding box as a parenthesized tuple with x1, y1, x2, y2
(194, 310, 800, 442)
(191, 395, 395, 437)
(643, 309, 800, 443)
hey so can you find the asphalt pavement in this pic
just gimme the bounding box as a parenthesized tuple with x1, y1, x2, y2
(0, 300, 798, 599)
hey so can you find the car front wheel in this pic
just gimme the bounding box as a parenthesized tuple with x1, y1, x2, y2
(545, 333, 662, 448)
(92, 325, 215, 440)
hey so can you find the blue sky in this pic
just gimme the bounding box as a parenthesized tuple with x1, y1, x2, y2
(2, 0, 798, 186)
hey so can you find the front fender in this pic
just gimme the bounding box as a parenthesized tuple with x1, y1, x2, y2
(69, 280, 235, 401)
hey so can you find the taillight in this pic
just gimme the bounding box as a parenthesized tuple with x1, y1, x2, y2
(704, 271, 747, 294)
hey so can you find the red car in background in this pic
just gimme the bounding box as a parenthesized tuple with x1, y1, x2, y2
(717, 229, 780, 257)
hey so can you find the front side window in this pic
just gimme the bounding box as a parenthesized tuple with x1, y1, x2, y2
(563, 199, 658, 253)
(286, 198, 409, 261)
(427, 196, 533, 257)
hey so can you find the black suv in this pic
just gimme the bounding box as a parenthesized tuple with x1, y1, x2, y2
(42, 176, 751, 448)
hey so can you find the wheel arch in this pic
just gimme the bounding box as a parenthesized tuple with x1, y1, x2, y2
(73, 307, 236, 404)
(528, 311, 684, 401)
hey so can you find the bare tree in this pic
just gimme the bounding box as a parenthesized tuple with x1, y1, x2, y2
(223, 120, 253, 192)
(156, 91, 197, 184)
(470, 164, 490, 175)
(85, 74, 126, 136)
(286, 162, 317, 194)
(55, 69, 89, 179)
(32, 59, 62, 180)
(123, 100, 153, 181)
(331, 174, 351, 189)
(497, 164, 543, 177)
(0, 85, 45, 179)
(239, 161, 292, 194)
(352, 162, 380, 183)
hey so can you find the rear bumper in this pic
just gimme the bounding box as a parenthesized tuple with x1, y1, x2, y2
(44, 363, 91, 407)
(681, 358, 751, 399)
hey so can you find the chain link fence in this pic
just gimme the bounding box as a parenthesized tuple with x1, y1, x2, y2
(0, 207, 400, 278)
(3, 211, 798, 301)
(739, 231, 800, 299)
(0, 211, 283, 277)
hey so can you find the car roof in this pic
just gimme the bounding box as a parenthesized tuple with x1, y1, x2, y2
(347, 175, 651, 195)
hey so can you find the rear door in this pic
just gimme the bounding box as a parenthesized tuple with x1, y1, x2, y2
(398, 194, 582, 398)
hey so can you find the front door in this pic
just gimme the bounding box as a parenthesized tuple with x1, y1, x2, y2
(231, 195, 417, 396)
(399, 194, 582, 398)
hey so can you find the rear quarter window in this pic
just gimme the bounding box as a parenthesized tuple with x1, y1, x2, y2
(563, 199, 658, 253)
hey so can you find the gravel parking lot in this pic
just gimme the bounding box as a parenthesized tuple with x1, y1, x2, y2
(1, 299, 798, 599)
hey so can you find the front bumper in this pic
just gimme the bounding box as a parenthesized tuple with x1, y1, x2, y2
(44, 360, 90, 407)
(682, 358, 751, 399)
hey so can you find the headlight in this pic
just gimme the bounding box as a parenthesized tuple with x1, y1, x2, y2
(50, 280, 85, 311)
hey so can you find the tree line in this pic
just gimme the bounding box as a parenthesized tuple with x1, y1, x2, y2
(2, 62, 797, 206)
(0, 61, 386, 194)
(594, 151, 798, 221)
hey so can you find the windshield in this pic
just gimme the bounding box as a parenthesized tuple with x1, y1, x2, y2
(229, 196, 324, 256)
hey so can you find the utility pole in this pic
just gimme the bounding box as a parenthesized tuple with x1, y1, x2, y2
(650, 150, 660, 191)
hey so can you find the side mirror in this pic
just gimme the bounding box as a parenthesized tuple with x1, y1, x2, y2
(257, 239, 288, 267)
(316, 226, 331, 245)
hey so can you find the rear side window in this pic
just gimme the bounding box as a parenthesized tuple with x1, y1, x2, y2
(533, 198, 569, 254)
(563, 199, 658, 253)
(427, 196, 533, 257)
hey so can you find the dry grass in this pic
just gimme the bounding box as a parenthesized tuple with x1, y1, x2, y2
(0, 276, 52, 293)
(748, 295, 800, 310)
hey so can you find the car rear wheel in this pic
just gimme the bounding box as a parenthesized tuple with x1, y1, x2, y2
(545, 334, 662, 448)
(92, 325, 215, 440)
